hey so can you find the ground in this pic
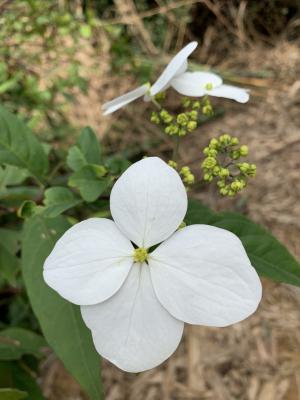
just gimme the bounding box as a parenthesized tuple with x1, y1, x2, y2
(40, 40, 300, 400)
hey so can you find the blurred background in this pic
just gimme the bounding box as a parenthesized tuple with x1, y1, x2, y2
(1, 0, 300, 399)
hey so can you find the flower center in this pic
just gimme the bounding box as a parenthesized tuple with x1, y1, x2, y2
(205, 82, 213, 91)
(133, 247, 148, 263)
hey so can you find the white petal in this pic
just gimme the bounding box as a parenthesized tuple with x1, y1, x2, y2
(171, 71, 222, 97)
(81, 263, 184, 373)
(150, 42, 198, 96)
(209, 84, 250, 103)
(43, 218, 134, 306)
(102, 84, 149, 115)
(110, 157, 187, 248)
(149, 225, 262, 327)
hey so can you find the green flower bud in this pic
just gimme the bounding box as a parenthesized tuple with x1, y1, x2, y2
(160, 109, 173, 124)
(192, 100, 201, 109)
(202, 157, 217, 169)
(168, 160, 178, 169)
(204, 148, 218, 157)
(177, 113, 189, 126)
(230, 137, 239, 145)
(189, 110, 198, 121)
(212, 166, 220, 176)
(165, 124, 179, 136)
(240, 145, 249, 156)
(204, 173, 213, 182)
(184, 173, 195, 185)
(180, 166, 190, 175)
(150, 111, 160, 124)
(220, 187, 228, 196)
(219, 168, 229, 178)
(209, 138, 219, 149)
(219, 134, 231, 145)
(187, 120, 197, 132)
(202, 105, 213, 116)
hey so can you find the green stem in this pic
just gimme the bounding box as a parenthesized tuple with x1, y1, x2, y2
(47, 161, 64, 184)
(150, 97, 162, 110)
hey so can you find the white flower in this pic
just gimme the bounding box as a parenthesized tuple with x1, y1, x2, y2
(102, 41, 198, 115)
(171, 71, 250, 103)
(43, 157, 262, 373)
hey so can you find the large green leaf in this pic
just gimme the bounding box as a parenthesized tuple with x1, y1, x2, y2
(43, 187, 82, 218)
(0, 388, 28, 400)
(0, 328, 47, 361)
(0, 106, 48, 179)
(22, 216, 103, 400)
(186, 199, 300, 286)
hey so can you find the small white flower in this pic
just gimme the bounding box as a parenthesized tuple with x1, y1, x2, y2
(171, 71, 250, 103)
(43, 157, 262, 373)
(102, 41, 198, 115)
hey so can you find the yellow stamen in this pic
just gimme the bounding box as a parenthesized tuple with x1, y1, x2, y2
(133, 248, 148, 263)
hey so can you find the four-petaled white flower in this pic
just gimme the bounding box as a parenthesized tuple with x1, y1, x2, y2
(102, 41, 198, 115)
(43, 157, 262, 373)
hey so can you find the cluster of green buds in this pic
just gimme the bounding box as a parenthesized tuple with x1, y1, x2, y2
(150, 92, 214, 137)
(201, 134, 257, 196)
(168, 160, 195, 189)
(151, 106, 198, 137)
(183, 95, 213, 116)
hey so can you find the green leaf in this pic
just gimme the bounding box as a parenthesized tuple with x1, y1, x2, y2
(0, 388, 28, 400)
(78, 127, 102, 165)
(0, 361, 43, 399)
(68, 165, 110, 202)
(0, 106, 48, 179)
(186, 199, 300, 287)
(43, 187, 82, 218)
(66, 146, 87, 172)
(105, 156, 131, 175)
(0, 187, 41, 208)
(22, 216, 103, 400)
(67, 127, 102, 172)
(0, 328, 47, 361)
(0, 166, 29, 190)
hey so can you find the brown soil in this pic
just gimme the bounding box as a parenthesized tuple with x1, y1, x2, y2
(41, 39, 300, 400)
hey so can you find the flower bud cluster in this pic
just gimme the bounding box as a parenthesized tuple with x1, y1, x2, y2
(151, 105, 198, 137)
(168, 160, 195, 188)
(201, 134, 256, 196)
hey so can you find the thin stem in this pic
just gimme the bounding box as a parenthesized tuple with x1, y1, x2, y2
(47, 160, 64, 184)
(150, 97, 162, 110)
